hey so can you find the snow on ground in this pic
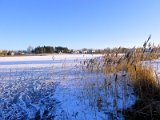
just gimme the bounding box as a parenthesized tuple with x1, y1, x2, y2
(0, 54, 102, 62)
(143, 58, 160, 80)
(0, 54, 136, 120)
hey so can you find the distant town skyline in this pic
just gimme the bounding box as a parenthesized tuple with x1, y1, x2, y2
(0, 0, 160, 50)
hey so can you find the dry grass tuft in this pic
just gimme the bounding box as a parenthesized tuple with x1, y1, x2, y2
(128, 65, 160, 99)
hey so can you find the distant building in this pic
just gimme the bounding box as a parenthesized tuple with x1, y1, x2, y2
(59, 51, 62, 54)
(73, 50, 80, 54)
(92, 50, 96, 53)
(82, 50, 88, 54)
(7, 51, 15, 56)
(11, 52, 15, 56)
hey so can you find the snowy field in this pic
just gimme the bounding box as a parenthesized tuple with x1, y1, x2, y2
(0, 54, 137, 120)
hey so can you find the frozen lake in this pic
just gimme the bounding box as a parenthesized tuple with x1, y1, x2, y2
(0, 54, 136, 120)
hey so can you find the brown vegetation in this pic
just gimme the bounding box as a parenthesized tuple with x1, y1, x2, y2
(84, 36, 160, 119)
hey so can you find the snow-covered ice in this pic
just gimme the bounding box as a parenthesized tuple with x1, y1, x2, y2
(0, 54, 136, 120)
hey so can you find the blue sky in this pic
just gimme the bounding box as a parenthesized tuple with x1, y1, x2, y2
(0, 0, 160, 50)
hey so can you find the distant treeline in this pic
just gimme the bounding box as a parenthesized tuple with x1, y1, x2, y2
(1, 45, 160, 56)
(31, 46, 135, 54)
(31, 46, 160, 54)
(32, 46, 70, 54)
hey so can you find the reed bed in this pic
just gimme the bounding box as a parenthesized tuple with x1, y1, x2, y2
(83, 36, 160, 119)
